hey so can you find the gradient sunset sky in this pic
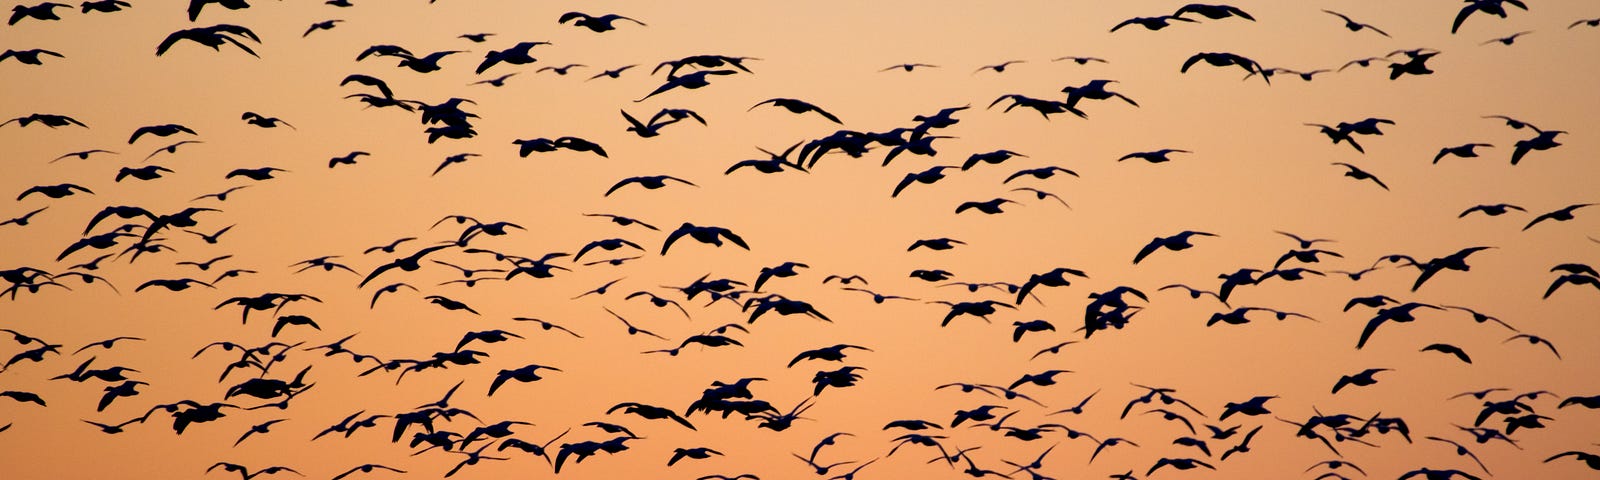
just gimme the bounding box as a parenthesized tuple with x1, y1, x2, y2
(3, 1, 1599, 479)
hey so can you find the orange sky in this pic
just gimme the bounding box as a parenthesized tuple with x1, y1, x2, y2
(3, 1, 1599, 479)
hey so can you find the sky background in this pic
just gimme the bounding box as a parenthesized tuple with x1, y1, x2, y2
(3, 0, 1599, 479)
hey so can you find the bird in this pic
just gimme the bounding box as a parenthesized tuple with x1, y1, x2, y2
(1111, 15, 1196, 32)
(1421, 344, 1473, 363)
(1333, 368, 1391, 394)
(1119, 149, 1189, 163)
(1133, 231, 1217, 264)
(475, 41, 549, 74)
(661, 223, 749, 255)
(636, 70, 738, 102)
(1331, 163, 1388, 190)
(1454, 0, 1528, 34)
(9, 2, 69, 25)
(1482, 31, 1532, 46)
(157, 24, 261, 57)
(750, 98, 842, 123)
(331, 465, 405, 480)
(1523, 203, 1593, 231)
(18, 183, 94, 201)
(1459, 204, 1524, 217)
(1173, 4, 1254, 21)
(0, 48, 63, 65)
(537, 64, 586, 76)
(974, 60, 1025, 74)
(1182, 52, 1265, 82)
(559, 12, 646, 32)
(587, 64, 638, 80)
(1503, 334, 1561, 359)
(1545, 451, 1600, 470)
(956, 198, 1020, 215)
(1511, 129, 1565, 165)
(241, 112, 294, 129)
(669, 447, 723, 466)
(1323, 10, 1390, 37)
(881, 63, 938, 72)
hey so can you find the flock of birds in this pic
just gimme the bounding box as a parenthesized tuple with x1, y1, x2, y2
(3, 1, 1600, 479)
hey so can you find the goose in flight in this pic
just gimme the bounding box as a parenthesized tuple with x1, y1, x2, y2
(1323, 10, 1390, 37)
(1481, 31, 1532, 46)
(1133, 231, 1217, 264)
(661, 223, 749, 255)
(1523, 203, 1593, 231)
(157, 24, 261, 57)
(1453, 0, 1528, 34)
(475, 41, 549, 74)
(9, 2, 69, 25)
(636, 70, 738, 102)
(1111, 15, 1195, 32)
(605, 175, 697, 196)
(0, 48, 63, 65)
(750, 98, 842, 124)
(1181, 52, 1266, 83)
(1331, 163, 1388, 190)
(1174, 4, 1254, 21)
(559, 12, 646, 32)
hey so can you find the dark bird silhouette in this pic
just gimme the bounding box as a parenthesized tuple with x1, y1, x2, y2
(241, 112, 293, 129)
(1331, 163, 1388, 190)
(956, 198, 1020, 215)
(157, 24, 261, 57)
(1545, 272, 1600, 299)
(636, 70, 737, 102)
(588, 64, 638, 80)
(1388, 50, 1440, 80)
(560, 11, 646, 32)
(1434, 143, 1493, 163)
(1523, 203, 1592, 231)
(1357, 302, 1442, 348)
(1481, 31, 1532, 46)
(1510, 129, 1561, 164)
(1174, 4, 1254, 21)
(1503, 334, 1560, 359)
(1421, 344, 1472, 363)
(331, 465, 405, 480)
(9, 2, 69, 25)
(751, 98, 841, 123)
(3, 113, 87, 129)
(1333, 368, 1390, 394)
(892, 166, 957, 197)
(661, 223, 749, 254)
(1454, 0, 1528, 34)
(1323, 10, 1390, 37)
(1133, 231, 1217, 264)
(1459, 203, 1524, 217)
(609, 402, 696, 430)
(0, 48, 64, 65)
(1111, 15, 1196, 32)
(18, 183, 93, 200)
(475, 41, 549, 74)
(1119, 148, 1189, 163)
(1411, 246, 1494, 291)
(1182, 52, 1265, 83)
(1545, 451, 1600, 470)
(226, 167, 287, 181)
(538, 64, 585, 76)
(975, 60, 1025, 74)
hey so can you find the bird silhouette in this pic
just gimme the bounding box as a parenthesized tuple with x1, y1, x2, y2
(157, 24, 260, 57)
(1323, 10, 1390, 37)
(1523, 203, 1592, 231)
